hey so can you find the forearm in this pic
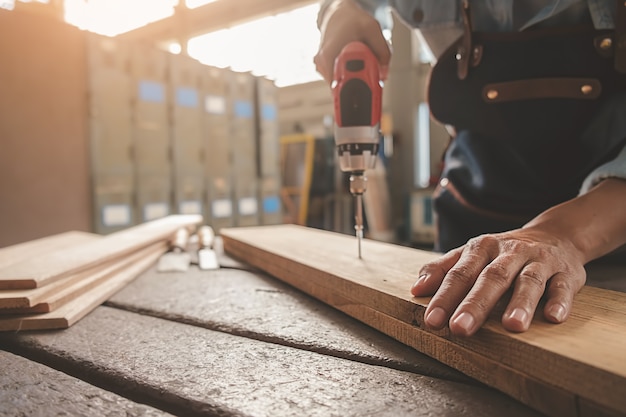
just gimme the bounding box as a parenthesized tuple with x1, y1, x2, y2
(524, 178, 626, 264)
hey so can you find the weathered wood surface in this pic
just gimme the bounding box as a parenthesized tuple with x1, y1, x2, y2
(221, 224, 626, 417)
(0, 243, 165, 331)
(0, 214, 201, 289)
(0, 306, 541, 417)
(107, 263, 469, 383)
(0, 350, 172, 416)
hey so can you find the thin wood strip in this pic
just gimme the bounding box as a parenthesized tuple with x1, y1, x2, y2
(0, 214, 202, 290)
(0, 269, 96, 309)
(0, 242, 166, 314)
(0, 237, 105, 309)
(221, 224, 626, 417)
(0, 243, 164, 331)
(0, 231, 99, 269)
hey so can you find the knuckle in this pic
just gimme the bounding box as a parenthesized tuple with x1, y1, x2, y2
(518, 268, 546, 290)
(548, 276, 584, 296)
(467, 234, 496, 251)
(501, 239, 527, 253)
(534, 246, 553, 260)
(510, 298, 537, 313)
(481, 263, 512, 289)
(550, 279, 571, 291)
(419, 262, 446, 278)
(445, 266, 476, 287)
(461, 297, 491, 315)
(483, 262, 508, 277)
(466, 236, 483, 251)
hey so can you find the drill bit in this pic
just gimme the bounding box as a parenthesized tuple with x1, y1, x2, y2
(355, 194, 363, 259)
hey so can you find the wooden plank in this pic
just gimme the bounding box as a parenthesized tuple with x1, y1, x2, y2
(221, 224, 626, 417)
(0, 265, 102, 310)
(0, 233, 103, 309)
(0, 231, 98, 269)
(0, 214, 202, 290)
(0, 243, 165, 313)
(0, 243, 164, 331)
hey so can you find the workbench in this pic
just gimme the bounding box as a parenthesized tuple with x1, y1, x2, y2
(1, 240, 624, 417)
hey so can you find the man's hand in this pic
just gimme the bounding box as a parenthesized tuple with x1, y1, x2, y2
(314, 0, 391, 83)
(411, 228, 586, 336)
(410, 178, 626, 336)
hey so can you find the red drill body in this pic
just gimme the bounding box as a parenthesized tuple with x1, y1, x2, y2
(331, 41, 383, 258)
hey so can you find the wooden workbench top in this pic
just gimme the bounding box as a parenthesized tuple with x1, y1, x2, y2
(2, 242, 621, 417)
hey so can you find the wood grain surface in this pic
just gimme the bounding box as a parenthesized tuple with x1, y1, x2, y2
(221, 224, 626, 417)
(0, 233, 102, 309)
(0, 243, 165, 313)
(0, 242, 165, 331)
(0, 215, 202, 290)
(0, 231, 99, 270)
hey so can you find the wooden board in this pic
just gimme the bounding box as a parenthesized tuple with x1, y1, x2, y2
(0, 233, 102, 309)
(0, 214, 202, 290)
(0, 231, 99, 270)
(0, 243, 164, 331)
(221, 224, 626, 417)
(0, 243, 164, 313)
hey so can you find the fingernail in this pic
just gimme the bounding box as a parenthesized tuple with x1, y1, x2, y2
(452, 312, 476, 334)
(412, 274, 427, 291)
(547, 304, 566, 322)
(425, 307, 446, 328)
(507, 308, 529, 326)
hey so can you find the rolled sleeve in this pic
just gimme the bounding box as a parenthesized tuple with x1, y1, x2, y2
(388, 0, 460, 29)
(354, 0, 387, 15)
(347, 0, 461, 30)
(580, 145, 626, 193)
(318, 0, 390, 28)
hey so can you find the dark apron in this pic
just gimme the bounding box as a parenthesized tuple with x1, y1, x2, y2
(427, 1, 626, 252)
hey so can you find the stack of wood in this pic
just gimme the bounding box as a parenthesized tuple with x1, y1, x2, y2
(0, 215, 202, 332)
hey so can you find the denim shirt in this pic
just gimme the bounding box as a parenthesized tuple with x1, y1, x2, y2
(354, 0, 616, 31)
(332, 0, 624, 193)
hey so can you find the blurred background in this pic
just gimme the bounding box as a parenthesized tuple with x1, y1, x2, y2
(0, 0, 449, 249)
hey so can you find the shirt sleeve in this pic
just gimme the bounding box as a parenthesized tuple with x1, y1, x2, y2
(351, 0, 461, 31)
(580, 145, 626, 194)
(353, 0, 387, 15)
(317, 0, 389, 29)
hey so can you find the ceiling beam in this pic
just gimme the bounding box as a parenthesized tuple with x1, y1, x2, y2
(118, 0, 318, 44)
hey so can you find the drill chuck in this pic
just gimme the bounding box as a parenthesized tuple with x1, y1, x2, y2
(349, 172, 367, 196)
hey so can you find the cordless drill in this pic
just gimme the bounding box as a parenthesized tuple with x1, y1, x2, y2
(332, 41, 383, 259)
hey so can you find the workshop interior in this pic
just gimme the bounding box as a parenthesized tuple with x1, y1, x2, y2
(1, 2, 625, 417)
(0, 0, 446, 250)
